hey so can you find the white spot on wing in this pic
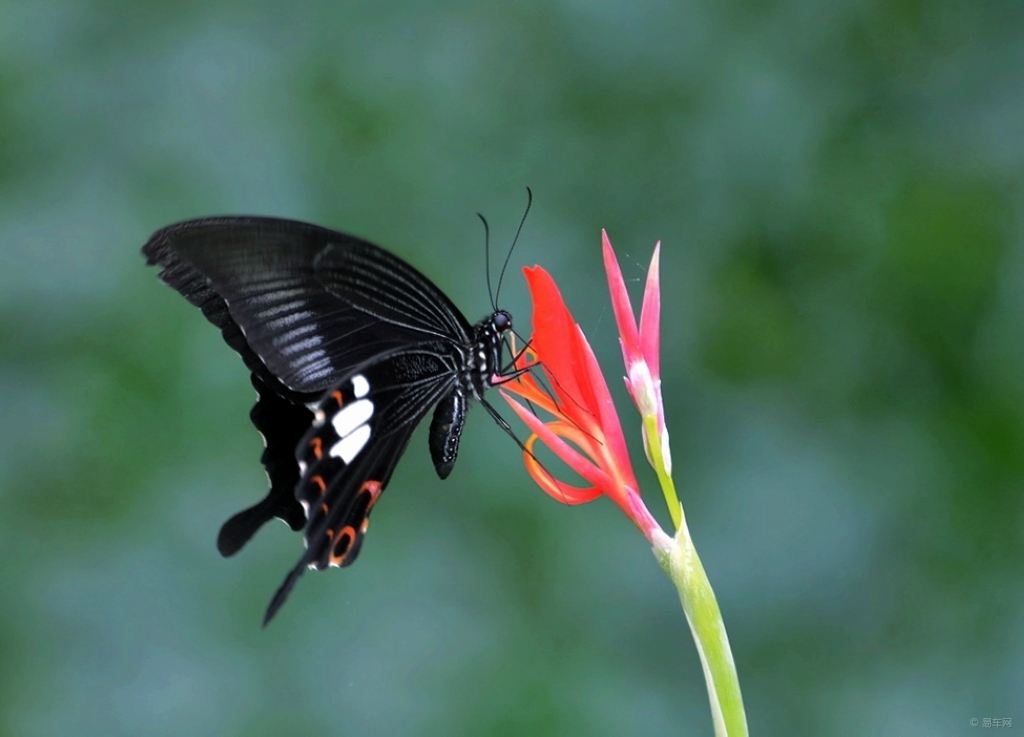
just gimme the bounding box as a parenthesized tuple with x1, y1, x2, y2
(329, 424, 371, 464)
(331, 399, 374, 437)
(352, 374, 370, 398)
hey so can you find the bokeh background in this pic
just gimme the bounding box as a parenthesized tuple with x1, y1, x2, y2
(1, 1, 1021, 735)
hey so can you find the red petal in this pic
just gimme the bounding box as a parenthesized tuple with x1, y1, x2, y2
(523, 435, 603, 505)
(622, 485, 664, 540)
(522, 266, 584, 409)
(522, 266, 600, 434)
(501, 391, 616, 493)
(602, 230, 641, 367)
(639, 241, 661, 380)
(502, 365, 560, 416)
(570, 323, 638, 495)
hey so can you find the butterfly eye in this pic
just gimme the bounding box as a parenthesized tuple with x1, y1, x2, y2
(493, 311, 512, 332)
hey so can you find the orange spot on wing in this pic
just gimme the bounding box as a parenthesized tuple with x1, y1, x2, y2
(332, 390, 344, 407)
(321, 502, 329, 515)
(329, 526, 357, 566)
(311, 475, 326, 493)
(310, 437, 323, 459)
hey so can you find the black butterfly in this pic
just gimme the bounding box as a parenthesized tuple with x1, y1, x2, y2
(142, 215, 518, 624)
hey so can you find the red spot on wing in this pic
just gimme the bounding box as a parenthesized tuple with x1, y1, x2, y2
(361, 480, 383, 509)
(331, 390, 344, 407)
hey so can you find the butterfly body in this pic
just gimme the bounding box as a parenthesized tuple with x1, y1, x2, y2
(142, 216, 512, 623)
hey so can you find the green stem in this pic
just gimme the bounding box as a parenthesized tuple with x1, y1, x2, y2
(653, 512, 748, 737)
(643, 414, 681, 529)
(636, 387, 745, 733)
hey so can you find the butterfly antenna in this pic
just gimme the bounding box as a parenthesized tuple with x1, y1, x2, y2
(494, 187, 532, 308)
(478, 213, 496, 312)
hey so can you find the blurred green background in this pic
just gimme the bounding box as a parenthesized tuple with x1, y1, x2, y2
(1, 1, 1021, 735)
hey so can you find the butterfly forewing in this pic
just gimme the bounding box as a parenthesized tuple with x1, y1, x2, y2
(314, 241, 474, 341)
(143, 217, 473, 394)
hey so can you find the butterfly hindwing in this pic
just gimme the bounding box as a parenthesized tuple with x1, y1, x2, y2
(262, 346, 463, 624)
(216, 374, 312, 557)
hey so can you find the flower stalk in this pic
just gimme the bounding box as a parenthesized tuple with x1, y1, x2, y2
(651, 513, 746, 737)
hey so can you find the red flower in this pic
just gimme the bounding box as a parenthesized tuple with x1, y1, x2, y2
(502, 237, 748, 735)
(603, 229, 664, 433)
(602, 231, 677, 525)
(501, 265, 661, 540)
